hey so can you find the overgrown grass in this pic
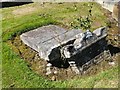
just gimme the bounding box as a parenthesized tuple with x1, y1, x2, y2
(2, 2, 118, 88)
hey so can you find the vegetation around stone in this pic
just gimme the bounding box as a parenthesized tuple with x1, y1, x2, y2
(2, 2, 119, 88)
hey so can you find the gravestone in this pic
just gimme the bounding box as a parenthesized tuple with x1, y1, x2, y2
(20, 25, 83, 61)
(21, 25, 111, 74)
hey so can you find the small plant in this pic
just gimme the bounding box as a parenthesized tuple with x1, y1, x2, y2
(106, 21, 112, 28)
(71, 3, 93, 31)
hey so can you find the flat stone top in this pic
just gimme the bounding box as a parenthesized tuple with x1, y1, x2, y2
(22, 25, 68, 44)
(20, 25, 83, 60)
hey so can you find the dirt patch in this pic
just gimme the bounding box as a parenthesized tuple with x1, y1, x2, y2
(12, 6, 37, 16)
(7, 35, 119, 81)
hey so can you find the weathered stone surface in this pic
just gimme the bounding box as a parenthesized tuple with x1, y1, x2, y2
(112, 1, 120, 21)
(93, 27, 107, 37)
(95, 0, 118, 12)
(20, 25, 83, 61)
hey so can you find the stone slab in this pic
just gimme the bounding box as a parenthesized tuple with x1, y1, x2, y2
(20, 25, 83, 61)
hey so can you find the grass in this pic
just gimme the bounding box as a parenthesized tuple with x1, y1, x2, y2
(1, 2, 118, 88)
(2, 43, 55, 88)
(67, 66, 118, 88)
(2, 14, 56, 41)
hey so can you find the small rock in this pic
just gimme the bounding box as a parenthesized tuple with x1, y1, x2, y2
(108, 61, 115, 66)
(54, 71, 58, 74)
(46, 71, 52, 75)
(71, 66, 80, 74)
(46, 63, 52, 67)
(46, 64, 52, 75)
(51, 76, 56, 81)
(79, 67, 83, 72)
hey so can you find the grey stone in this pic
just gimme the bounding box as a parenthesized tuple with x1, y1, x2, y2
(93, 27, 107, 37)
(95, 0, 118, 12)
(20, 25, 83, 61)
(46, 63, 52, 75)
(108, 61, 115, 66)
(46, 63, 52, 67)
(46, 67, 52, 75)
(73, 33, 85, 49)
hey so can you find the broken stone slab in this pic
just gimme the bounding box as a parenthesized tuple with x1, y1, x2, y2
(20, 25, 83, 61)
(20, 25, 109, 74)
(93, 26, 107, 37)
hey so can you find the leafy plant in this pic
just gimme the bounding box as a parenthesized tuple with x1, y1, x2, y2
(71, 3, 93, 31)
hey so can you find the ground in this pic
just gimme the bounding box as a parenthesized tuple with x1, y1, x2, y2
(1, 2, 119, 88)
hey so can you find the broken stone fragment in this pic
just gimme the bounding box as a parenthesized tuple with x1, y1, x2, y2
(46, 67, 52, 75)
(93, 27, 107, 37)
(53, 71, 58, 74)
(51, 76, 56, 81)
(74, 33, 84, 49)
(46, 71, 52, 75)
(69, 61, 80, 74)
(46, 63, 52, 75)
(108, 61, 115, 66)
(46, 63, 52, 67)
(61, 45, 71, 58)
(69, 61, 76, 66)
(71, 66, 80, 74)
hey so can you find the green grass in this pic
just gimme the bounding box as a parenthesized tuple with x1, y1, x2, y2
(2, 2, 118, 88)
(67, 66, 118, 88)
(2, 42, 55, 88)
(2, 14, 56, 41)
